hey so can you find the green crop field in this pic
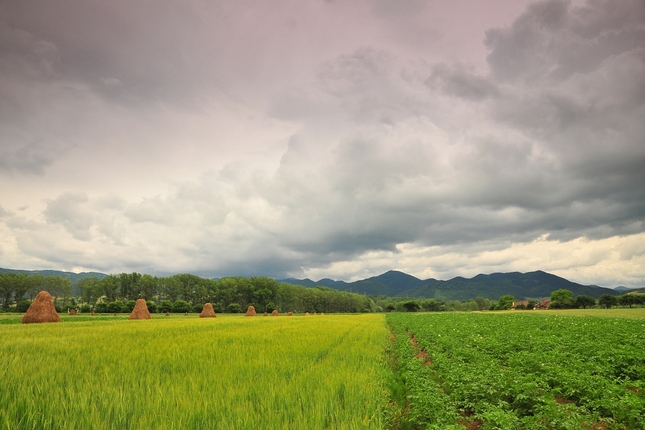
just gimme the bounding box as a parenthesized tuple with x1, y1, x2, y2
(0, 314, 390, 430)
(3, 309, 645, 429)
(388, 312, 645, 429)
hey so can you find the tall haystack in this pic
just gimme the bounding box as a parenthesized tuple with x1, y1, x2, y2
(271, 309, 279, 316)
(129, 299, 151, 320)
(245, 305, 257, 316)
(200, 303, 217, 318)
(22, 291, 60, 324)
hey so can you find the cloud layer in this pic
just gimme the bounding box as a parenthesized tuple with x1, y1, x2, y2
(1, 0, 644, 287)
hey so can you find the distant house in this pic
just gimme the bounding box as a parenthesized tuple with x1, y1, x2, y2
(537, 299, 551, 309)
(511, 301, 529, 310)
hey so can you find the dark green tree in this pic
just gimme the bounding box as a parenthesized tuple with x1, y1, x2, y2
(172, 300, 192, 313)
(496, 295, 515, 310)
(550, 289, 574, 308)
(618, 294, 638, 308)
(574, 295, 596, 309)
(226, 303, 242, 313)
(598, 294, 618, 309)
(400, 300, 421, 312)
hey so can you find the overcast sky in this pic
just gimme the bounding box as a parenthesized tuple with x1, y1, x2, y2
(1, 0, 644, 287)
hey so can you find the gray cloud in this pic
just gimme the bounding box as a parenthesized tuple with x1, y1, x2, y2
(0, 143, 56, 175)
(43, 192, 93, 240)
(426, 62, 499, 100)
(0, 0, 644, 287)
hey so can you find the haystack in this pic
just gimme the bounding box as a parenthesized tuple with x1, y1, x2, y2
(271, 309, 279, 316)
(200, 303, 217, 318)
(245, 305, 257, 316)
(263, 312, 268, 316)
(287, 311, 293, 316)
(22, 291, 60, 324)
(305, 312, 310, 316)
(128, 299, 151, 320)
(68, 309, 77, 315)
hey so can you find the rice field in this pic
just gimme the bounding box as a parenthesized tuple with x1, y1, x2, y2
(0, 314, 390, 429)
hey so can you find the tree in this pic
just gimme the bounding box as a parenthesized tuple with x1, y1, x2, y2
(598, 294, 618, 309)
(137, 274, 158, 301)
(400, 300, 421, 312)
(100, 275, 120, 302)
(172, 300, 192, 313)
(496, 295, 515, 310)
(147, 300, 158, 313)
(550, 289, 574, 308)
(420, 299, 443, 312)
(574, 295, 596, 309)
(78, 276, 102, 305)
(0, 273, 16, 310)
(107, 301, 126, 313)
(474, 297, 491, 311)
(618, 294, 638, 308)
(225, 303, 241, 313)
(16, 299, 31, 313)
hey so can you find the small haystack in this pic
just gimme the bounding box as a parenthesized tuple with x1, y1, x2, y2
(200, 303, 217, 318)
(271, 309, 279, 316)
(320, 312, 324, 316)
(263, 312, 268, 316)
(21, 291, 60, 324)
(305, 312, 310, 316)
(129, 299, 151, 320)
(287, 311, 293, 316)
(245, 305, 257, 316)
(68, 309, 77, 315)
(165, 311, 170, 316)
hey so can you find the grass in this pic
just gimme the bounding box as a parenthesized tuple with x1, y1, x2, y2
(0, 313, 390, 429)
(529, 307, 645, 318)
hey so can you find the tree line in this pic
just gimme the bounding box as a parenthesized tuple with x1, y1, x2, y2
(373, 289, 645, 312)
(0, 272, 376, 314)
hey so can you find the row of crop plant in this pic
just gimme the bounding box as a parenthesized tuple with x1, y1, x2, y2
(387, 312, 645, 429)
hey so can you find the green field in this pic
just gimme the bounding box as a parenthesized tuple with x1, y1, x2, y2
(3, 309, 645, 429)
(388, 312, 645, 429)
(0, 314, 389, 429)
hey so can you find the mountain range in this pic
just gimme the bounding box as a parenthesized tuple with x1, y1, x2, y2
(0, 267, 626, 301)
(280, 270, 621, 301)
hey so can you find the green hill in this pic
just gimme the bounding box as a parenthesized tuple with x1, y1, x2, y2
(281, 270, 618, 301)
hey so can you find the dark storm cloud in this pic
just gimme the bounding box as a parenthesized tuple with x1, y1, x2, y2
(0, 143, 56, 175)
(247, 0, 645, 275)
